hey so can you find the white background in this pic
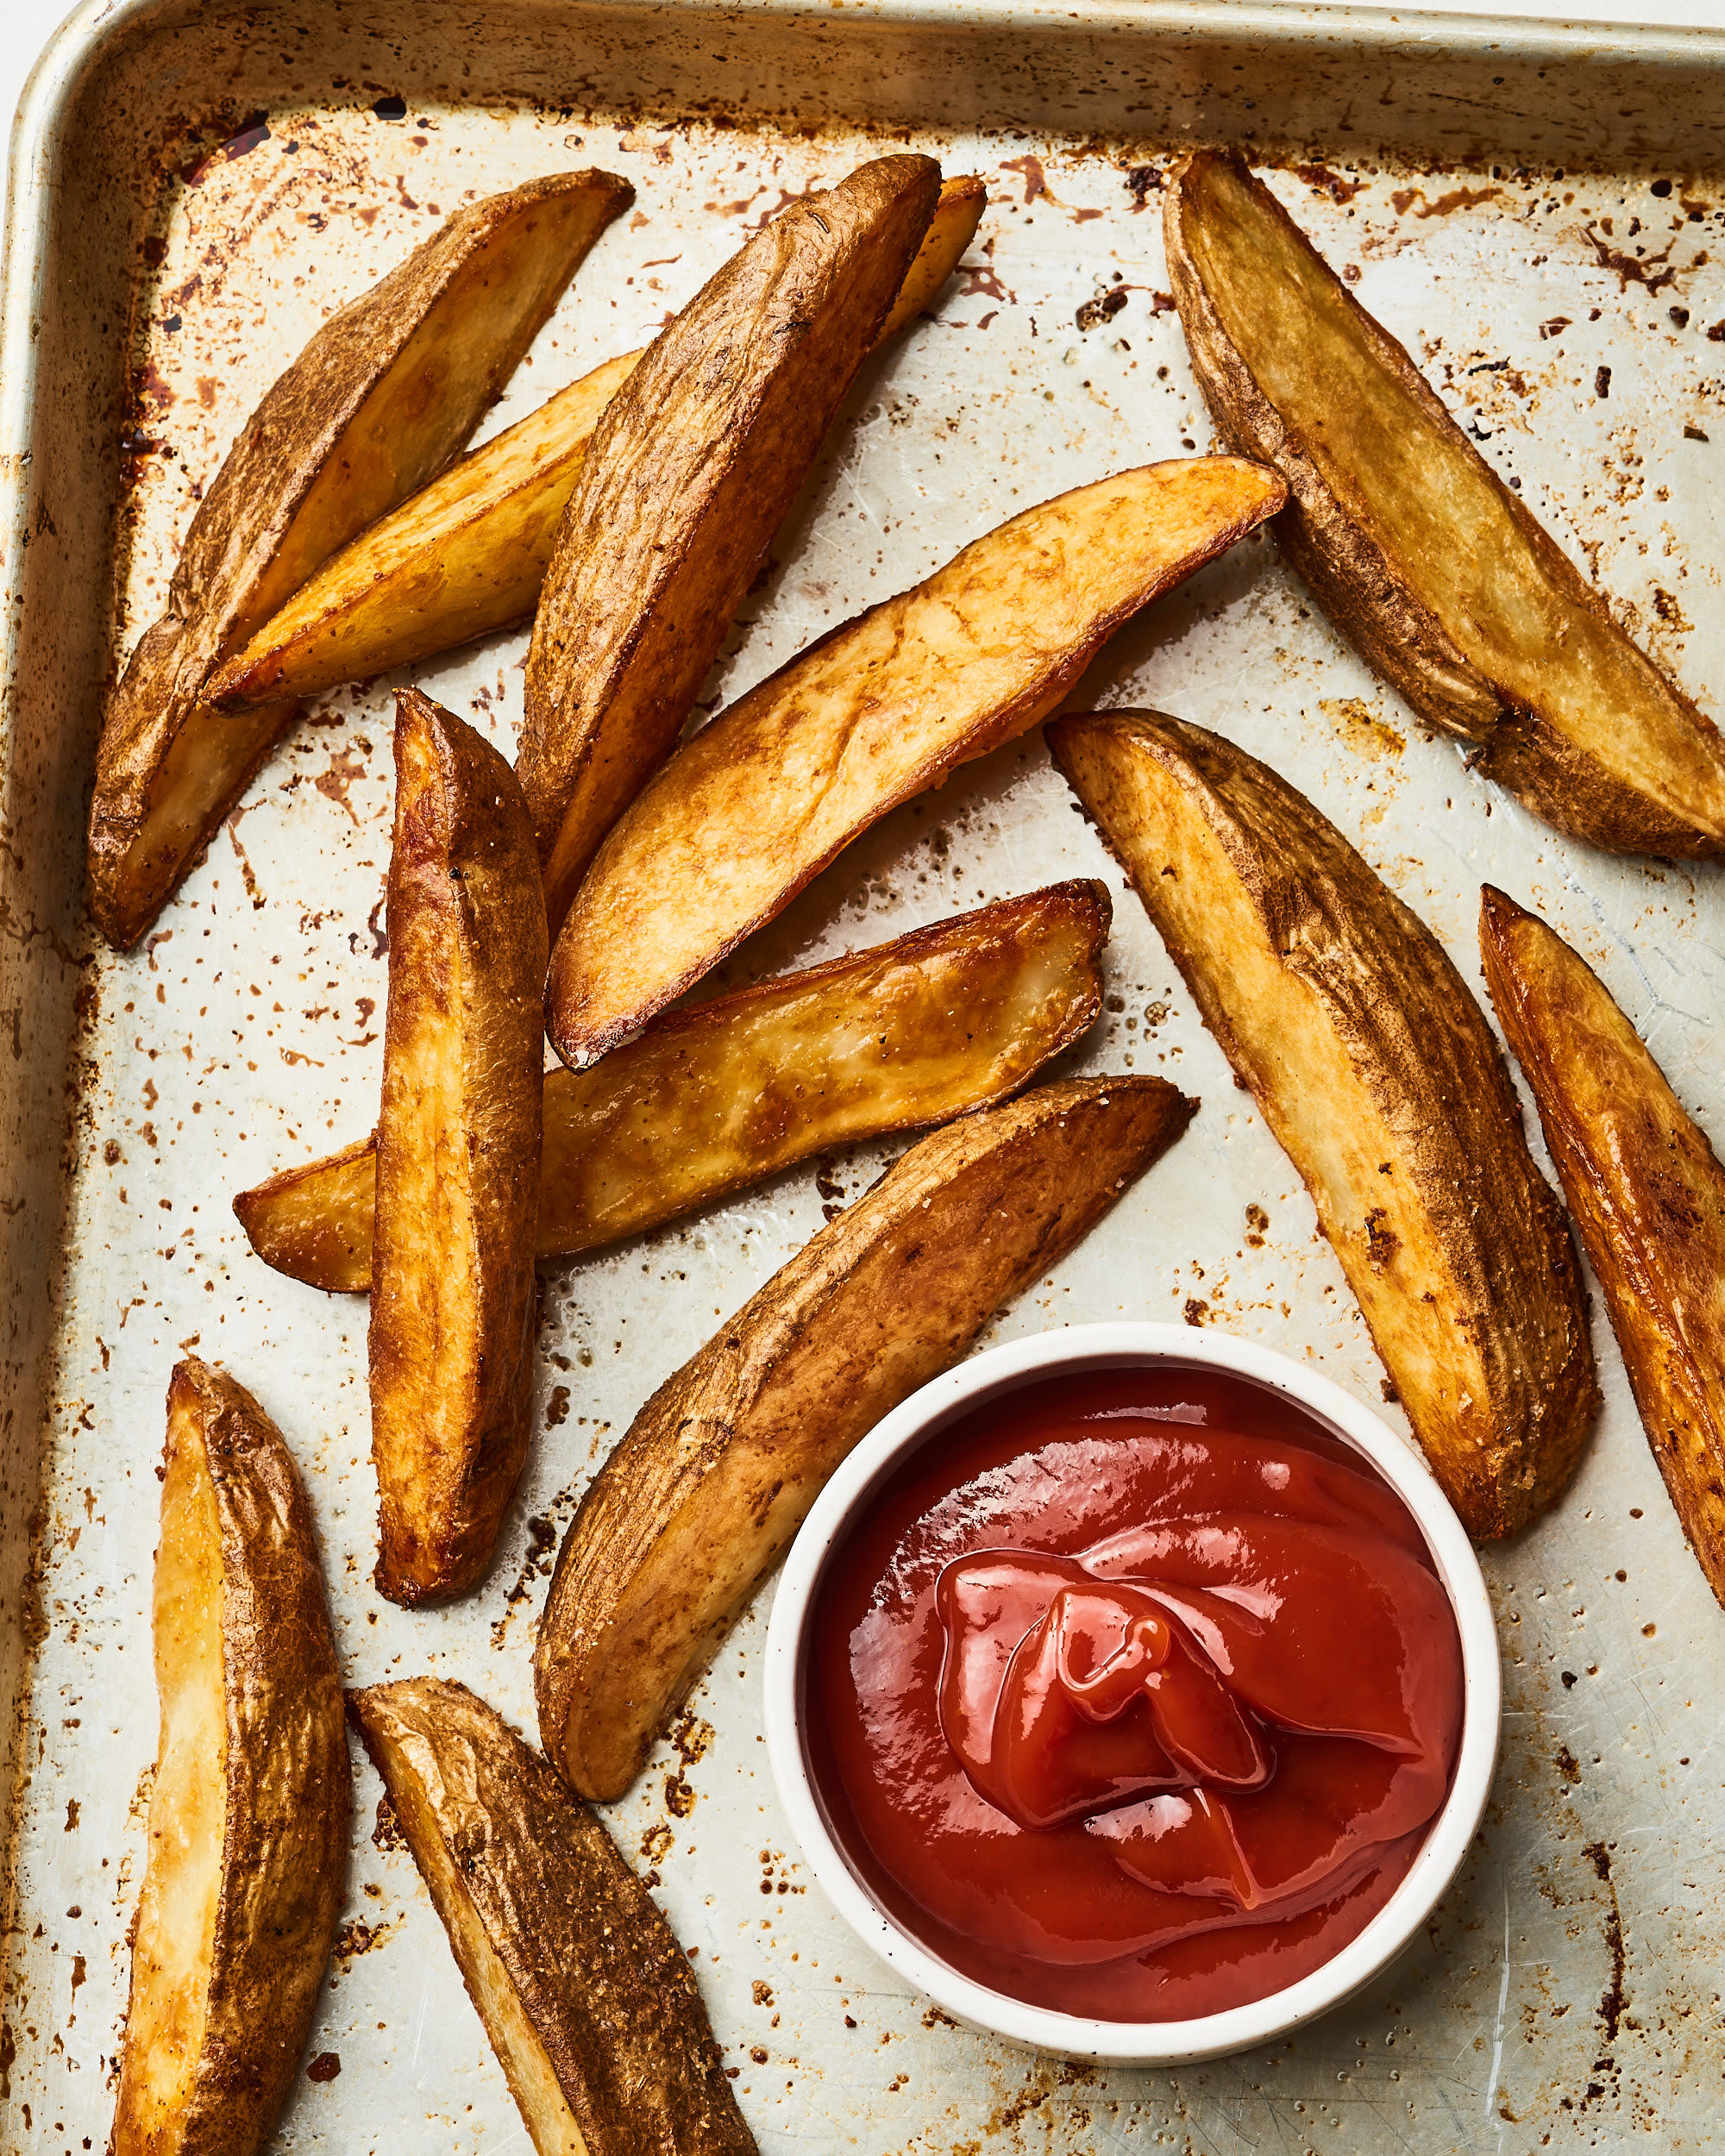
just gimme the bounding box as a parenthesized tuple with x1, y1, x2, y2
(4, 0, 1725, 232)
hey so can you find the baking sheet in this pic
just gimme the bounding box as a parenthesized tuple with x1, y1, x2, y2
(3, 5, 1725, 2149)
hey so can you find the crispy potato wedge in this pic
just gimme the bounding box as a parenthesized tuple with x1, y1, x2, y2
(878, 171, 987, 338)
(1481, 887, 1725, 1604)
(208, 177, 987, 713)
(369, 688, 548, 1605)
(209, 352, 639, 712)
(349, 1677, 756, 2156)
(235, 879, 1109, 1293)
(89, 169, 631, 949)
(518, 154, 944, 931)
(1164, 151, 1725, 858)
(546, 455, 1285, 1069)
(112, 1359, 348, 2156)
(535, 1073, 1195, 1801)
(1050, 710, 1597, 1538)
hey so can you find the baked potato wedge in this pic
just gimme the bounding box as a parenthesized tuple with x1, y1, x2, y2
(370, 688, 548, 1605)
(208, 177, 987, 713)
(1164, 150, 1725, 858)
(112, 1359, 348, 2156)
(1050, 710, 1597, 1538)
(547, 454, 1286, 1069)
(89, 168, 631, 948)
(518, 154, 944, 931)
(348, 1677, 756, 2156)
(235, 879, 1111, 1293)
(1481, 887, 1725, 1604)
(535, 1072, 1195, 1801)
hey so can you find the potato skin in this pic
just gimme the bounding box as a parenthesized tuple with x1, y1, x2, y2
(518, 154, 942, 931)
(235, 879, 1109, 1292)
(547, 455, 1285, 1068)
(1051, 710, 1597, 1538)
(369, 690, 548, 1605)
(1481, 887, 1725, 1606)
(89, 169, 631, 949)
(1164, 150, 1725, 859)
(536, 1074, 1195, 1800)
(113, 1359, 348, 2156)
(348, 1678, 756, 2156)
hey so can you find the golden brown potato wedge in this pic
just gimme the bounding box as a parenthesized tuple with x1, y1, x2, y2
(1164, 151, 1725, 858)
(369, 688, 548, 1605)
(208, 177, 987, 713)
(878, 171, 987, 338)
(348, 1677, 756, 2156)
(1050, 710, 1597, 1538)
(89, 168, 631, 949)
(208, 351, 639, 711)
(112, 1359, 348, 2156)
(235, 879, 1109, 1293)
(546, 455, 1285, 1069)
(1481, 887, 1725, 1604)
(535, 1073, 1195, 1801)
(518, 154, 944, 931)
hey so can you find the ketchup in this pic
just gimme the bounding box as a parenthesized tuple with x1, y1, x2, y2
(806, 1366, 1464, 2022)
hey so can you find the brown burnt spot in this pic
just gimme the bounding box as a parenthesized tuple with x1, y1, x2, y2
(1182, 1297, 1209, 1326)
(63, 1798, 78, 1832)
(1000, 154, 1049, 205)
(544, 1386, 571, 1428)
(1584, 1841, 1627, 2048)
(69, 1953, 85, 1994)
(1391, 185, 1501, 219)
(490, 1514, 560, 1648)
(952, 248, 1013, 305)
(1556, 1744, 1583, 1785)
(1540, 315, 1572, 339)
(0, 2019, 13, 2100)
(1076, 287, 1128, 331)
(1295, 163, 1364, 204)
(1123, 164, 1160, 210)
(1364, 1208, 1400, 1268)
(305, 2052, 342, 2083)
(641, 1822, 674, 1865)
(334, 1916, 398, 1969)
(1653, 587, 1693, 633)
(312, 745, 369, 826)
(670, 1708, 715, 1769)
(1582, 222, 1685, 294)
(752, 1980, 775, 2006)
(371, 1792, 405, 1853)
(1321, 695, 1405, 762)
(665, 1772, 697, 1818)
(225, 805, 265, 910)
(1380, 1377, 1400, 1403)
(1245, 1200, 1269, 1248)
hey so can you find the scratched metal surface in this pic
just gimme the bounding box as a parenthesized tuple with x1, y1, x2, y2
(2, 2, 1724, 2150)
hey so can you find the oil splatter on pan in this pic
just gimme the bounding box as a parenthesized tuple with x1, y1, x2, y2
(1, 2, 1722, 2148)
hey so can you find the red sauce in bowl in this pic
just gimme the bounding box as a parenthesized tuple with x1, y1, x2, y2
(806, 1365, 1465, 2022)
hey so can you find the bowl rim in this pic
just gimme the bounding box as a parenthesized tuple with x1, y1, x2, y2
(762, 1319, 1502, 2066)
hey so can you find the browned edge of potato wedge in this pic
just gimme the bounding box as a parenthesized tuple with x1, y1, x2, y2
(348, 1677, 757, 2156)
(1164, 149, 1725, 859)
(113, 1358, 348, 2156)
(1480, 885, 1725, 1605)
(547, 454, 1286, 1070)
(534, 1072, 1195, 1802)
(235, 878, 1109, 1294)
(369, 688, 549, 1606)
(208, 176, 988, 715)
(1049, 709, 1598, 1538)
(518, 154, 944, 934)
(89, 167, 632, 950)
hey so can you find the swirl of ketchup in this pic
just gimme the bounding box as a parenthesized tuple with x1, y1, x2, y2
(806, 1366, 1465, 2022)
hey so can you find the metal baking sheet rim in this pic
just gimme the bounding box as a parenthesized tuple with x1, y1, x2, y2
(3, 3, 1725, 2153)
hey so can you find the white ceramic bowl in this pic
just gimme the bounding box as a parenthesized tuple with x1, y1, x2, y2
(763, 1321, 1501, 2067)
